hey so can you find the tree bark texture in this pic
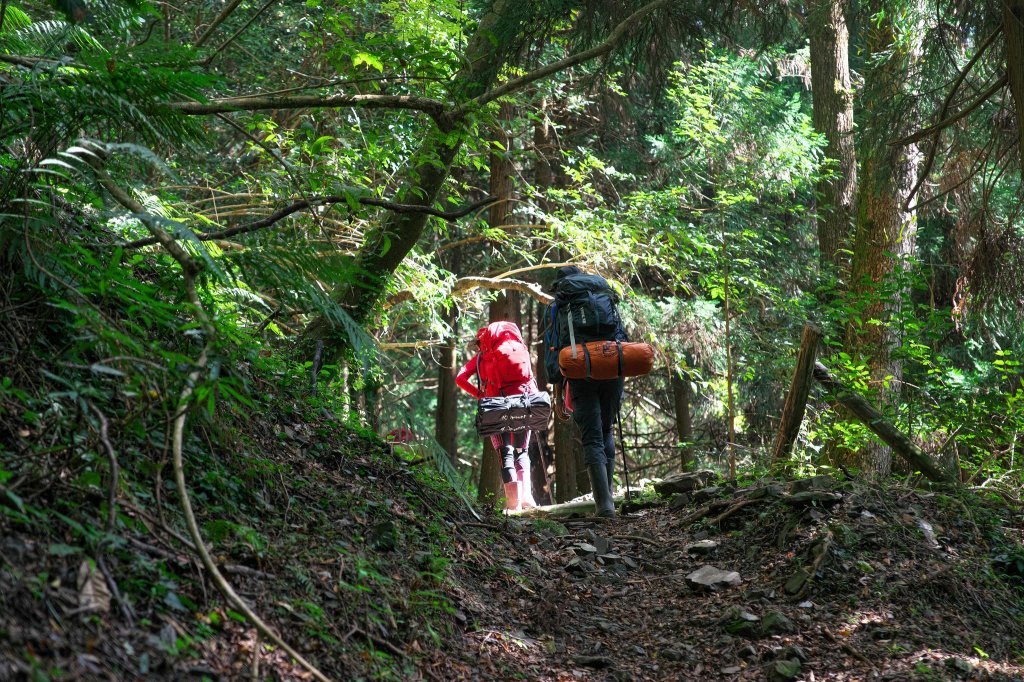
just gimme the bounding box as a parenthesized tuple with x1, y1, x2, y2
(435, 307, 459, 465)
(671, 367, 694, 471)
(846, 0, 924, 476)
(808, 0, 857, 269)
(530, 299, 553, 505)
(1005, 0, 1024, 183)
(554, 415, 584, 503)
(771, 324, 823, 464)
(812, 362, 954, 483)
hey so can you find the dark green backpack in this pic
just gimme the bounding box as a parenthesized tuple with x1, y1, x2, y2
(543, 272, 627, 381)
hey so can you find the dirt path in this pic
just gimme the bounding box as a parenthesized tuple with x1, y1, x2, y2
(445, 483, 1024, 682)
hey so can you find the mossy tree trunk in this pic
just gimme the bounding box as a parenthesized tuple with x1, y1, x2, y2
(844, 0, 924, 476)
(808, 0, 857, 270)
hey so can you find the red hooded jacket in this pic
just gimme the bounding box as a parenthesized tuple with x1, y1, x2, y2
(456, 321, 538, 399)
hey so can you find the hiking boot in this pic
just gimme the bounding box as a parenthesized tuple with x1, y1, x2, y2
(588, 463, 615, 518)
(502, 481, 520, 512)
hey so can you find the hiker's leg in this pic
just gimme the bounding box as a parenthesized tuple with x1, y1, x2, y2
(515, 433, 535, 509)
(570, 379, 614, 517)
(598, 379, 624, 499)
(494, 433, 518, 510)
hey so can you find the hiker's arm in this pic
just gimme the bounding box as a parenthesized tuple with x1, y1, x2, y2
(455, 355, 484, 398)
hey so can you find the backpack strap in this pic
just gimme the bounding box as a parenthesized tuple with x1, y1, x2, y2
(568, 307, 578, 359)
(475, 351, 487, 396)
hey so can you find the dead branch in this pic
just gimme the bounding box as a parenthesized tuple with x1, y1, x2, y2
(707, 497, 763, 526)
(194, 0, 244, 47)
(167, 92, 448, 125)
(202, 0, 280, 66)
(896, 72, 1009, 146)
(902, 27, 1003, 209)
(813, 361, 955, 484)
(792, 530, 833, 600)
(450, 276, 553, 305)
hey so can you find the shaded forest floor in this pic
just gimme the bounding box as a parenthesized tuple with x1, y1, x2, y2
(3, 405, 1024, 681)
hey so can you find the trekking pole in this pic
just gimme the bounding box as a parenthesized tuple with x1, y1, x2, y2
(615, 404, 633, 504)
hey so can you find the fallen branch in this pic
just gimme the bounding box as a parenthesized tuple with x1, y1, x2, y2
(812, 361, 955, 484)
(707, 497, 763, 526)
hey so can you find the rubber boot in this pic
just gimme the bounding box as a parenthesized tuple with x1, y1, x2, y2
(606, 458, 616, 500)
(588, 463, 615, 518)
(517, 465, 537, 510)
(502, 481, 520, 512)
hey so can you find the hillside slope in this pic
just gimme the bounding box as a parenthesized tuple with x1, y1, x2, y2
(3, 400, 1024, 681)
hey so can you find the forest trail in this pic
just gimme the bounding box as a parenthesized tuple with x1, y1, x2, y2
(438, 476, 1024, 681)
(3, 424, 1023, 682)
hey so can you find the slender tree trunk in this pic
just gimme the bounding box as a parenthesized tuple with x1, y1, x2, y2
(1005, 0, 1024, 183)
(671, 366, 693, 471)
(845, 0, 924, 476)
(347, 361, 363, 426)
(554, 416, 585, 502)
(808, 0, 857, 269)
(435, 307, 459, 464)
(528, 299, 553, 505)
(366, 382, 381, 435)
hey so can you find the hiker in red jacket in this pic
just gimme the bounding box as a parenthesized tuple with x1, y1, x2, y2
(456, 321, 538, 511)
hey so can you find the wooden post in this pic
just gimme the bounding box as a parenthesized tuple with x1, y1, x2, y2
(812, 361, 955, 484)
(771, 324, 823, 464)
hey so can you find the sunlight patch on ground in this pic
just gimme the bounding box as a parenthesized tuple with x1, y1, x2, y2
(467, 628, 538, 652)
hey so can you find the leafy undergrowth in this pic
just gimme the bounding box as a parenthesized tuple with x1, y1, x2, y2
(3, 398, 1024, 681)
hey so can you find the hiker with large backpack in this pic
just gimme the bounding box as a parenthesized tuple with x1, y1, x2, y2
(544, 266, 638, 518)
(456, 321, 539, 511)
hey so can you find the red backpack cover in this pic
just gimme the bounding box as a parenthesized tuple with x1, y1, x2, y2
(477, 322, 533, 394)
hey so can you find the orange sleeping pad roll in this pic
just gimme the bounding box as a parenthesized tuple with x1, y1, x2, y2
(558, 341, 655, 380)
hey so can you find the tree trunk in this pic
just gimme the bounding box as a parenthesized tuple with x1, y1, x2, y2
(845, 0, 924, 477)
(671, 366, 694, 471)
(1005, 0, 1024, 183)
(808, 0, 857, 269)
(554, 415, 583, 502)
(435, 307, 459, 464)
(530, 299, 553, 505)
